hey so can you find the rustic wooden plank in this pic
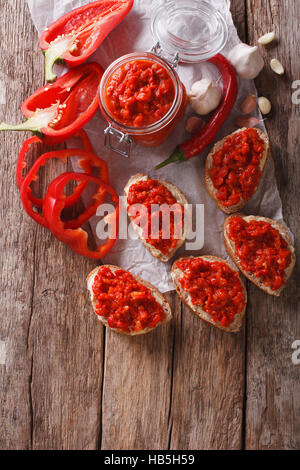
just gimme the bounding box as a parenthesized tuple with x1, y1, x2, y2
(30, 233, 104, 450)
(0, 0, 39, 450)
(245, 0, 300, 450)
(97, 0, 247, 452)
(1, 0, 298, 451)
(165, 1, 247, 450)
(0, 0, 104, 450)
(169, 308, 246, 450)
(101, 292, 177, 450)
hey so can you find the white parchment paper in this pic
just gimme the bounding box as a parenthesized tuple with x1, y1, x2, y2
(26, 0, 287, 292)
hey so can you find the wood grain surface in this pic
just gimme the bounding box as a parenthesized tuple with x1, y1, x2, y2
(245, 0, 300, 450)
(0, 0, 299, 450)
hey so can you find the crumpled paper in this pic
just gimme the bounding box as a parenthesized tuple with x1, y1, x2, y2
(26, 0, 288, 292)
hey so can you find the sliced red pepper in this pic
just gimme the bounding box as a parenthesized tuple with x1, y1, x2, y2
(20, 148, 109, 229)
(75, 129, 95, 153)
(40, 0, 134, 82)
(43, 172, 119, 259)
(0, 63, 103, 144)
(16, 130, 94, 192)
(155, 54, 238, 169)
(16, 136, 43, 190)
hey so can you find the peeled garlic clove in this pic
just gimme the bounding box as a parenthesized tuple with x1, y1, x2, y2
(235, 116, 260, 128)
(270, 58, 285, 75)
(258, 32, 275, 45)
(228, 43, 264, 79)
(185, 116, 206, 134)
(258, 97, 271, 114)
(188, 78, 222, 115)
(241, 94, 257, 114)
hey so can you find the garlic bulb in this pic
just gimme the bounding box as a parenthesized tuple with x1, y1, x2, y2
(188, 78, 222, 116)
(228, 43, 264, 79)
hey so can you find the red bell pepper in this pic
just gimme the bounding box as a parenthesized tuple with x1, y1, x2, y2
(20, 148, 109, 229)
(43, 172, 119, 259)
(0, 63, 103, 144)
(16, 130, 94, 193)
(40, 0, 134, 82)
(155, 54, 238, 169)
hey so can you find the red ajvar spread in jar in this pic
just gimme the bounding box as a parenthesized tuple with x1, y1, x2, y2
(209, 128, 265, 207)
(92, 266, 165, 333)
(176, 257, 246, 327)
(228, 216, 292, 290)
(127, 178, 184, 256)
(105, 59, 175, 127)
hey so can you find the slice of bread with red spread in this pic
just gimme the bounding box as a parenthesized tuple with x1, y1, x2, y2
(87, 265, 172, 335)
(205, 127, 270, 214)
(223, 214, 296, 296)
(171, 255, 247, 333)
(124, 173, 190, 262)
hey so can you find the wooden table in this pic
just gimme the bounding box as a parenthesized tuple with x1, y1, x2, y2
(0, 0, 299, 450)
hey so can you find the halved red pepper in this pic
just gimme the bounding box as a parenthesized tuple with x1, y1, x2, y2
(0, 63, 103, 144)
(20, 148, 109, 229)
(40, 0, 134, 82)
(43, 172, 119, 259)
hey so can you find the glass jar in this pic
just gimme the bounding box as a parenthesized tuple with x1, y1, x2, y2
(98, 0, 228, 157)
(99, 52, 187, 153)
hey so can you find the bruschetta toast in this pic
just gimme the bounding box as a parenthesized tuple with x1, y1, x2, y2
(171, 255, 247, 333)
(205, 127, 270, 213)
(87, 265, 172, 335)
(124, 173, 190, 262)
(223, 214, 296, 295)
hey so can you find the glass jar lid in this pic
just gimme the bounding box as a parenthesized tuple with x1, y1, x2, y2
(151, 0, 228, 63)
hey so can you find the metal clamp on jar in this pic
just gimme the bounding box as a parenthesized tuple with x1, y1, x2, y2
(98, 0, 228, 157)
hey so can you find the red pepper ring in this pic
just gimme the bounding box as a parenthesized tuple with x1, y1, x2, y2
(20, 148, 109, 229)
(16, 136, 43, 190)
(75, 129, 95, 154)
(43, 172, 119, 259)
(16, 130, 97, 208)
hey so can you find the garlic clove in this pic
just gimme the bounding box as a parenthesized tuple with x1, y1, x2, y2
(240, 94, 257, 114)
(235, 116, 260, 128)
(258, 32, 275, 45)
(228, 43, 264, 80)
(258, 97, 271, 115)
(189, 78, 211, 98)
(270, 58, 285, 75)
(188, 78, 222, 116)
(185, 116, 206, 134)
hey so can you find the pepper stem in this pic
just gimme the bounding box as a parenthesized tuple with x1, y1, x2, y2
(44, 48, 62, 83)
(0, 119, 42, 133)
(0, 104, 58, 135)
(154, 147, 187, 170)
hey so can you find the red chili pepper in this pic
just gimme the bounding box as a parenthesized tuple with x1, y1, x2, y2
(155, 54, 238, 169)
(43, 172, 119, 259)
(20, 148, 109, 229)
(0, 63, 103, 144)
(40, 0, 134, 82)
